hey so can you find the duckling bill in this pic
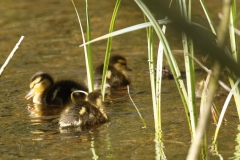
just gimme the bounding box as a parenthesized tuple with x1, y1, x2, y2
(25, 72, 88, 106)
(93, 55, 132, 89)
(59, 91, 108, 128)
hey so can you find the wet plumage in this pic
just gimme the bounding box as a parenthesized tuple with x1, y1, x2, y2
(93, 55, 132, 89)
(59, 91, 108, 128)
(25, 72, 88, 106)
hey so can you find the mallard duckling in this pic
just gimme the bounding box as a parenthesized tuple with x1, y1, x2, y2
(59, 91, 108, 128)
(25, 72, 88, 106)
(162, 66, 174, 79)
(93, 55, 132, 89)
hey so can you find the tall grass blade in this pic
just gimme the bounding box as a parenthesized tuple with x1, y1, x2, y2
(155, 24, 166, 135)
(177, 0, 197, 137)
(146, 21, 167, 160)
(228, 0, 240, 120)
(85, 0, 94, 92)
(146, 26, 159, 133)
(71, 0, 93, 92)
(199, 0, 216, 34)
(187, 0, 231, 158)
(79, 19, 171, 47)
(213, 79, 240, 144)
(134, 0, 192, 135)
(101, 0, 121, 100)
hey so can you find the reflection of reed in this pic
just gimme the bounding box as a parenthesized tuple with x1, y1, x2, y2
(105, 133, 113, 159)
(90, 133, 99, 160)
(232, 125, 240, 159)
(208, 143, 223, 159)
(154, 135, 166, 160)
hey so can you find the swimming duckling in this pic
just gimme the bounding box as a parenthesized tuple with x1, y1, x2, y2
(59, 91, 108, 128)
(93, 55, 132, 89)
(25, 72, 88, 106)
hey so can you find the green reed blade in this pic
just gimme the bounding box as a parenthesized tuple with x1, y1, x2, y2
(199, 0, 216, 34)
(213, 79, 240, 144)
(134, 0, 191, 136)
(146, 26, 159, 133)
(79, 19, 171, 47)
(155, 24, 166, 135)
(71, 0, 93, 92)
(177, 0, 197, 138)
(101, 0, 121, 100)
(85, 0, 94, 92)
(228, 0, 240, 119)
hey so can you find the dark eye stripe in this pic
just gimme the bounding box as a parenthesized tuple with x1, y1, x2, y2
(32, 77, 44, 89)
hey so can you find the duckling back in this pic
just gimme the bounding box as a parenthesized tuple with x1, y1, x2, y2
(59, 91, 108, 128)
(93, 55, 131, 89)
(46, 80, 88, 105)
(59, 101, 107, 127)
(106, 65, 131, 88)
(26, 72, 88, 106)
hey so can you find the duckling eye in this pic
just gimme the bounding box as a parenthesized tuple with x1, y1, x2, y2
(120, 62, 126, 66)
(31, 81, 40, 89)
(31, 82, 37, 89)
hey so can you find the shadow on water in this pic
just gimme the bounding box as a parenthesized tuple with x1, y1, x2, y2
(0, 0, 240, 159)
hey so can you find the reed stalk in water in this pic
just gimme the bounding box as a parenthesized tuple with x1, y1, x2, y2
(101, 0, 121, 100)
(127, 85, 147, 128)
(135, 0, 191, 137)
(177, 0, 197, 138)
(0, 36, 24, 77)
(71, 0, 94, 92)
(187, 0, 231, 159)
(155, 23, 166, 137)
(84, 0, 94, 93)
(227, 0, 240, 119)
(146, 26, 159, 133)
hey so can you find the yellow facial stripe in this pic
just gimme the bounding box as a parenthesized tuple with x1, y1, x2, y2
(79, 107, 86, 115)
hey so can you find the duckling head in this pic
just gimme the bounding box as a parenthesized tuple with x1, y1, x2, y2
(109, 55, 132, 73)
(86, 91, 104, 109)
(86, 91, 108, 120)
(25, 72, 54, 104)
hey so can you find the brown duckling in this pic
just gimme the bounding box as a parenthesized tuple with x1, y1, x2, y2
(59, 91, 108, 128)
(25, 72, 88, 106)
(93, 55, 132, 89)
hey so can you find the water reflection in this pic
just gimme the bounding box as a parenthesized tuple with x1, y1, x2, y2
(90, 132, 99, 160)
(154, 136, 167, 160)
(209, 143, 223, 160)
(231, 124, 240, 159)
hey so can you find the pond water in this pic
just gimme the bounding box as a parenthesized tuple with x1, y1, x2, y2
(0, 0, 240, 159)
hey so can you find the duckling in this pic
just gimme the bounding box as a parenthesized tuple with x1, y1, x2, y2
(93, 55, 132, 89)
(59, 91, 108, 128)
(162, 66, 174, 79)
(25, 72, 88, 106)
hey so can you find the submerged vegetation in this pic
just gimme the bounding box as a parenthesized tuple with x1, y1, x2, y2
(72, 0, 240, 159)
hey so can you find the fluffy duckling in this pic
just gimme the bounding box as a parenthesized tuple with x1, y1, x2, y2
(59, 91, 108, 128)
(93, 55, 132, 89)
(25, 72, 88, 106)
